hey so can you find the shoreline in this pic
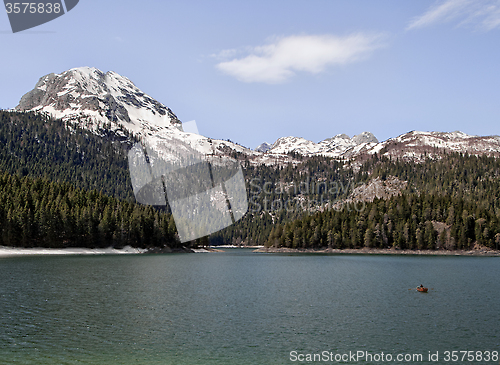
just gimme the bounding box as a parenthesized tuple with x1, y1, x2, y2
(211, 245, 265, 249)
(0, 245, 217, 257)
(253, 247, 500, 256)
(0, 245, 148, 257)
(1, 245, 498, 257)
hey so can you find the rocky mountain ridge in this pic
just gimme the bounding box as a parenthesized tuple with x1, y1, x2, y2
(255, 142, 272, 153)
(266, 131, 379, 157)
(15, 67, 500, 164)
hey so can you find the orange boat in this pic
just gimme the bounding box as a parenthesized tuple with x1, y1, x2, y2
(417, 287, 428, 292)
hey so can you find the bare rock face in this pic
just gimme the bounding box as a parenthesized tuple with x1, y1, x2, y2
(349, 176, 408, 202)
(352, 131, 379, 144)
(16, 73, 57, 110)
(255, 142, 272, 153)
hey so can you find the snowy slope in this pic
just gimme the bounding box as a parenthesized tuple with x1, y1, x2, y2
(15, 67, 254, 159)
(370, 131, 500, 160)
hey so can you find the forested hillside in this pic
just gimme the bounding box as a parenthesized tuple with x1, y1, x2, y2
(210, 156, 354, 244)
(0, 111, 181, 249)
(364, 153, 500, 212)
(266, 192, 500, 250)
(0, 111, 135, 201)
(215, 153, 500, 249)
(0, 172, 179, 248)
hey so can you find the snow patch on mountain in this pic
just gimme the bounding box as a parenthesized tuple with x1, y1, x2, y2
(372, 131, 500, 160)
(266, 132, 379, 157)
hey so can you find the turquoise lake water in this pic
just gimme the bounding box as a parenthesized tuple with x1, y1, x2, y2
(0, 250, 499, 364)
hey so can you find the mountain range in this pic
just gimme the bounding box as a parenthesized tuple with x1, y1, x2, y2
(14, 67, 500, 163)
(3, 67, 500, 250)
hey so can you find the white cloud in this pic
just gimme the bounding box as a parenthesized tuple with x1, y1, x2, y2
(407, 0, 500, 31)
(215, 34, 385, 84)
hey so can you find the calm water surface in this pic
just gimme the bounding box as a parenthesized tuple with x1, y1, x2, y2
(0, 250, 499, 364)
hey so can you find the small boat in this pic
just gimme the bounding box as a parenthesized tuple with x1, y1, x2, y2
(417, 287, 428, 292)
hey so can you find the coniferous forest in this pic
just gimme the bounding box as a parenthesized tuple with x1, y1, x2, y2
(0, 110, 135, 201)
(1, 110, 499, 250)
(0, 173, 179, 248)
(0, 111, 180, 249)
(265, 192, 500, 250)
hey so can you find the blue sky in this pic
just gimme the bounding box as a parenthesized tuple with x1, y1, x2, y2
(1, 0, 499, 149)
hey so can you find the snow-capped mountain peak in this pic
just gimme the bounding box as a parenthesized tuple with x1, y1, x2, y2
(16, 66, 181, 136)
(15, 67, 259, 161)
(261, 129, 500, 161)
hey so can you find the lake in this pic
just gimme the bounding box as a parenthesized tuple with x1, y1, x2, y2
(0, 250, 499, 364)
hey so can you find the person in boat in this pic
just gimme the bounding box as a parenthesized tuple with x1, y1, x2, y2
(420, 284, 424, 288)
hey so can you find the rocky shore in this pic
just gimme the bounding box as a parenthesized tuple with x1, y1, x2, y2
(253, 246, 500, 256)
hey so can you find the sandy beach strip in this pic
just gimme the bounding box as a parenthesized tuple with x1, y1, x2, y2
(0, 245, 147, 257)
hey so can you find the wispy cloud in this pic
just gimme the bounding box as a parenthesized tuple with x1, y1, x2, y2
(215, 33, 386, 84)
(407, 0, 500, 31)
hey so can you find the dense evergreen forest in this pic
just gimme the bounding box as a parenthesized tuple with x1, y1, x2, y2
(0, 111, 135, 201)
(210, 156, 354, 244)
(0, 172, 179, 248)
(361, 153, 500, 212)
(1, 110, 499, 250)
(266, 192, 500, 250)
